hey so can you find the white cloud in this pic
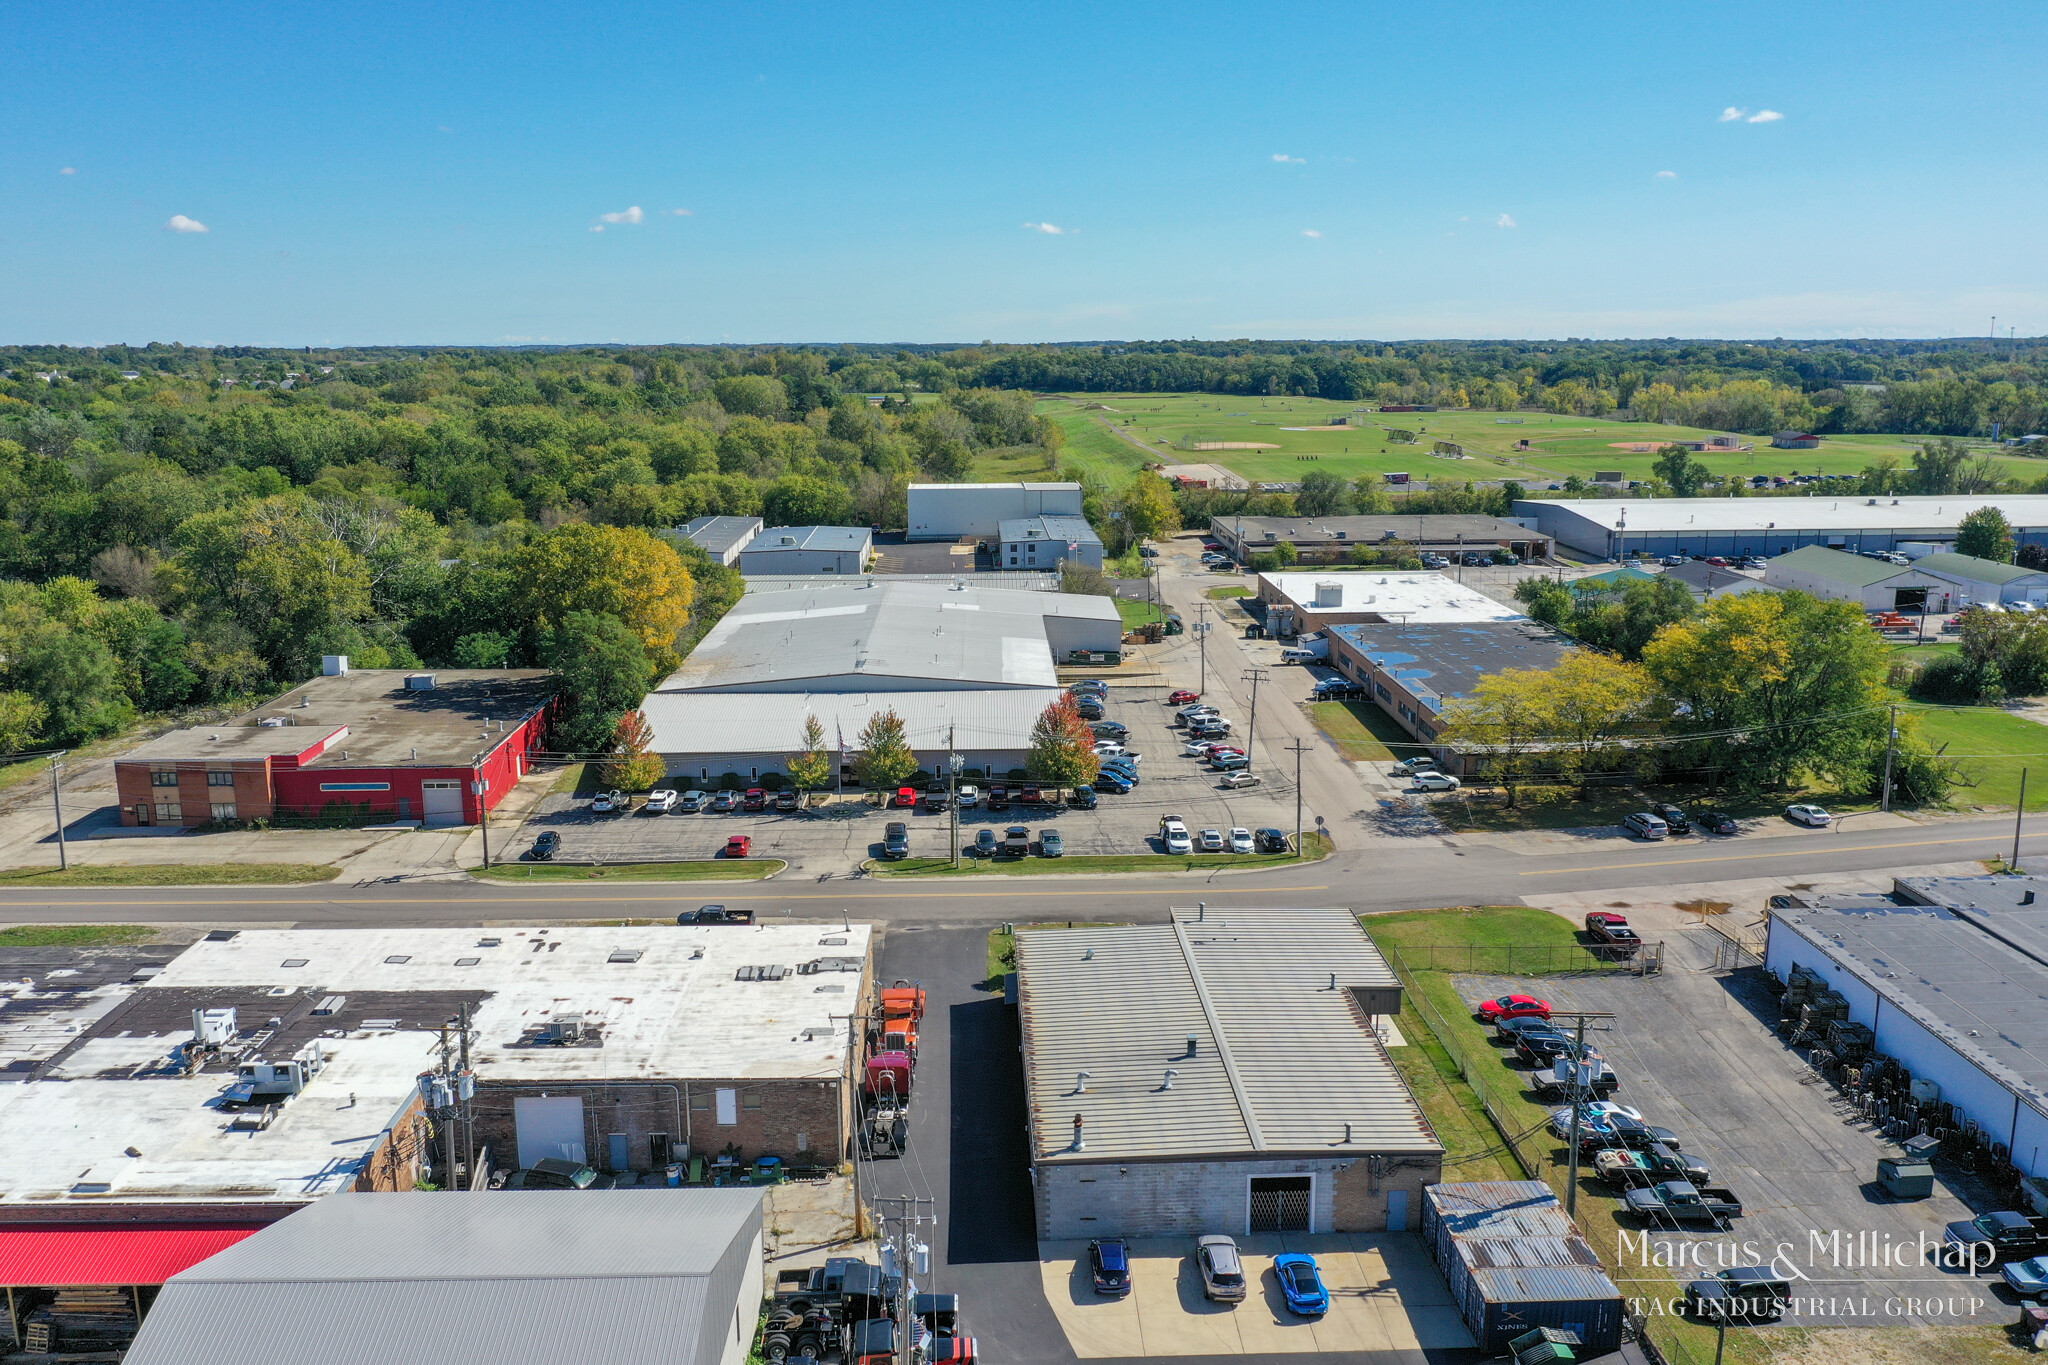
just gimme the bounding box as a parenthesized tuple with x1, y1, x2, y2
(1272, 153, 1304, 164)
(597, 205, 645, 225)
(666, 208, 693, 216)
(1496, 213, 1516, 228)
(1719, 106, 1746, 122)
(1022, 221, 1067, 234)
(58, 166, 75, 175)
(1301, 230, 1323, 239)
(1655, 169, 1678, 179)
(1748, 109, 1784, 123)
(164, 214, 208, 233)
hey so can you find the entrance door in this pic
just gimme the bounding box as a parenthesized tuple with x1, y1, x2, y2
(1387, 1189, 1409, 1232)
(420, 780, 464, 825)
(1248, 1175, 1313, 1233)
(513, 1095, 586, 1167)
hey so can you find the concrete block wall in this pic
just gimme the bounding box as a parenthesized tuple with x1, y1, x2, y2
(1037, 1155, 1447, 1239)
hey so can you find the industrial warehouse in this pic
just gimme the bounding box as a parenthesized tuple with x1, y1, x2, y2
(1015, 908, 1442, 1240)
(1256, 570, 1527, 638)
(640, 578, 1121, 783)
(1211, 514, 1551, 565)
(1516, 493, 2048, 561)
(906, 480, 1083, 540)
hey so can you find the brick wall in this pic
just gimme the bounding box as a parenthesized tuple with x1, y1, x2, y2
(115, 758, 274, 827)
(1331, 1154, 1441, 1232)
(474, 1077, 847, 1174)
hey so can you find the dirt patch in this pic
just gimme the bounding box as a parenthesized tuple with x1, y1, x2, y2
(1755, 1324, 2025, 1365)
(1676, 897, 1733, 917)
(1188, 441, 1280, 450)
(1607, 441, 1660, 452)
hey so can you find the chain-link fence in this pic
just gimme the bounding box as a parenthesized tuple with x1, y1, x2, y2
(1395, 940, 1663, 976)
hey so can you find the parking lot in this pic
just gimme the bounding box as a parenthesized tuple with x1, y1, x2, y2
(1035, 1233, 1470, 1358)
(505, 683, 1300, 872)
(1450, 928, 1986, 1327)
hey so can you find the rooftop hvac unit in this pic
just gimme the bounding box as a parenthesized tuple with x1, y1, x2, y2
(541, 1014, 585, 1045)
(1313, 582, 1343, 609)
(193, 1007, 238, 1047)
(321, 654, 349, 676)
(403, 673, 436, 691)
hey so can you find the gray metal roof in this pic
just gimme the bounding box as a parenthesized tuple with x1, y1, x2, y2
(680, 515, 763, 554)
(1220, 514, 1535, 544)
(1767, 545, 1915, 587)
(1329, 621, 1575, 716)
(740, 525, 873, 554)
(659, 580, 1111, 692)
(126, 1190, 762, 1365)
(998, 515, 1103, 546)
(1915, 551, 2047, 586)
(1015, 908, 1439, 1163)
(743, 572, 1061, 593)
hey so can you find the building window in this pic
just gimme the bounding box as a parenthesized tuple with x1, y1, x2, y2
(151, 770, 179, 787)
(742, 1091, 762, 1110)
(206, 770, 235, 787)
(210, 802, 237, 821)
(689, 1091, 709, 1112)
(155, 802, 182, 822)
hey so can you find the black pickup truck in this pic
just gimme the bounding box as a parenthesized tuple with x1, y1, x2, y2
(1625, 1180, 1744, 1230)
(1944, 1211, 2048, 1266)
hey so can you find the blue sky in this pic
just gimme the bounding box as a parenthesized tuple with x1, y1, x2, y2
(4, 1, 2043, 345)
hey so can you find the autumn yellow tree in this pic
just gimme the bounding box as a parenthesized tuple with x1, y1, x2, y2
(513, 524, 694, 673)
(599, 709, 666, 791)
(1543, 652, 1656, 789)
(1440, 668, 1550, 807)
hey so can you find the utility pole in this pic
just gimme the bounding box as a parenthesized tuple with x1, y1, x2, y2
(456, 1003, 474, 1187)
(473, 753, 492, 868)
(50, 751, 67, 871)
(1241, 668, 1270, 778)
(1286, 738, 1311, 857)
(1552, 1009, 1615, 1217)
(1881, 705, 1898, 813)
(437, 1024, 457, 1192)
(1195, 601, 1211, 695)
(876, 1194, 935, 1365)
(834, 1011, 867, 1237)
(2015, 769, 2029, 874)
(947, 728, 961, 870)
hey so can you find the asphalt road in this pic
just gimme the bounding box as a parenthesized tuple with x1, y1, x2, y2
(0, 814, 2037, 929)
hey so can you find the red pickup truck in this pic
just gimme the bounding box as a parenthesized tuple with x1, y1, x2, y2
(1584, 911, 1642, 960)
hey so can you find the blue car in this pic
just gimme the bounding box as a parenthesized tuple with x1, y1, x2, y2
(2005, 1255, 2048, 1302)
(1274, 1252, 1329, 1315)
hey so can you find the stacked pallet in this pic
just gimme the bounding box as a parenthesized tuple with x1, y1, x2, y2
(21, 1288, 139, 1355)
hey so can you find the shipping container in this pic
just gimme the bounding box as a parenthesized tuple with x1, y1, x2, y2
(1422, 1183, 1624, 1356)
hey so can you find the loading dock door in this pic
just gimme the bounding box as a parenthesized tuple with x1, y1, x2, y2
(514, 1096, 586, 1167)
(1248, 1175, 1312, 1233)
(1894, 587, 1928, 612)
(420, 780, 464, 825)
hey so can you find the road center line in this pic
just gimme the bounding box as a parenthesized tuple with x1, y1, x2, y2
(0, 883, 1333, 908)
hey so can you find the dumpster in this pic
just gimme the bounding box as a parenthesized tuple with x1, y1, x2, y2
(1878, 1156, 1934, 1199)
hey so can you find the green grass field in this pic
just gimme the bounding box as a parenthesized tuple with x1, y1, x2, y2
(0, 924, 160, 946)
(1115, 597, 1164, 627)
(1307, 700, 1418, 762)
(1913, 705, 2048, 810)
(469, 859, 785, 881)
(1037, 393, 2042, 491)
(0, 863, 339, 886)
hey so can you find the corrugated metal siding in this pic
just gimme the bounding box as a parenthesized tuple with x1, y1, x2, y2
(0, 1225, 265, 1287)
(1421, 1182, 1623, 1356)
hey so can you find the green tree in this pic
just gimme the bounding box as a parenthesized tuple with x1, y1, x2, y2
(0, 691, 46, 753)
(1113, 475, 1182, 549)
(1294, 471, 1352, 517)
(853, 708, 918, 794)
(513, 523, 695, 673)
(1569, 577, 1698, 660)
(1955, 506, 2015, 563)
(10, 627, 134, 743)
(1541, 652, 1655, 790)
(711, 374, 788, 420)
(787, 713, 832, 792)
(1651, 445, 1710, 497)
(761, 474, 856, 528)
(1026, 695, 1101, 796)
(543, 611, 654, 753)
(1440, 668, 1548, 807)
(1911, 438, 1969, 495)
(453, 631, 512, 668)
(599, 709, 667, 791)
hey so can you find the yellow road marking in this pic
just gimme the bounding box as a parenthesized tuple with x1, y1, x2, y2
(0, 884, 1332, 908)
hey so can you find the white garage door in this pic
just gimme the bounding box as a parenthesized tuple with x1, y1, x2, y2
(514, 1095, 586, 1167)
(421, 780, 464, 825)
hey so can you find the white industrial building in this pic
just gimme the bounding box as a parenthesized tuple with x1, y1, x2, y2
(1763, 546, 1963, 613)
(907, 481, 1083, 540)
(1016, 908, 1441, 1240)
(1256, 571, 1527, 638)
(643, 580, 1122, 784)
(1516, 494, 2048, 561)
(734, 525, 873, 575)
(678, 515, 764, 566)
(1768, 876, 2048, 1179)
(998, 514, 1105, 570)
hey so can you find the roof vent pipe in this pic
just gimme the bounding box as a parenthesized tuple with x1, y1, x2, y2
(1074, 1071, 1091, 1094)
(1330, 972, 1337, 990)
(1344, 1122, 1353, 1143)
(1198, 902, 1206, 921)
(2027, 890, 2038, 905)
(1161, 1069, 1178, 1091)
(1072, 1114, 1085, 1151)
(1186, 1033, 1198, 1056)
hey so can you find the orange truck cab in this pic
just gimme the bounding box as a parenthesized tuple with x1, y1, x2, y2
(880, 980, 926, 1059)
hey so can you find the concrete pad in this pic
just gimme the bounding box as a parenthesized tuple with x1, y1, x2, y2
(1037, 1240, 1147, 1360)
(1154, 1253, 1245, 1356)
(1233, 1250, 1323, 1353)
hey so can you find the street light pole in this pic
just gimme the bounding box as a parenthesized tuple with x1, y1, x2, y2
(948, 729, 962, 870)
(1196, 601, 1211, 695)
(51, 751, 67, 871)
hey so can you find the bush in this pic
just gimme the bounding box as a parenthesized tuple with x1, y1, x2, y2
(758, 772, 787, 791)
(1912, 653, 1989, 704)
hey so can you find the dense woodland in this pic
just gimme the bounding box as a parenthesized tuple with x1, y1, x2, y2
(2, 337, 2046, 758)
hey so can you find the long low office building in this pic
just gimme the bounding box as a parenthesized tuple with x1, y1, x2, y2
(1517, 494, 2048, 560)
(1256, 571, 1527, 638)
(1323, 619, 1575, 758)
(1213, 514, 1549, 564)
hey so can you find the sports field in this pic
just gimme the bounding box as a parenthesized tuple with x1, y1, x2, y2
(1037, 393, 2044, 490)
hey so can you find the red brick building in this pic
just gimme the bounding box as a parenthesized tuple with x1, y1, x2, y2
(113, 662, 556, 828)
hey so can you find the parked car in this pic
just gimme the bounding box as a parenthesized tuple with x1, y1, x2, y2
(1020, 784, 1043, 804)
(1089, 1238, 1132, 1296)
(590, 790, 624, 814)
(1256, 828, 1289, 853)
(711, 789, 739, 813)
(891, 786, 916, 809)
(643, 789, 678, 814)
(1685, 1267, 1790, 1322)
(1625, 1181, 1743, 1230)
(924, 785, 950, 811)
(1069, 786, 1097, 809)
(1584, 911, 1642, 959)
(1496, 1015, 1564, 1043)
(1620, 811, 1669, 840)
(988, 784, 1009, 810)
(1220, 771, 1262, 789)
(1945, 1211, 2048, 1265)
(1547, 1101, 1644, 1139)
(1577, 1115, 1685, 1155)
(1598, 1143, 1711, 1190)
(882, 822, 910, 859)
(740, 787, 765, 811)
(1786, 803, 1832, 827)
(1138, 546, 1157, 558)
(1196, 1235, 1248, 1303)
(1697, 809, 1740, 836)
(503, 1158, 613, 1190)
(724, 834, 752, 858)
(774, 790, 799, 812)
(1094, 772, 1134, 794)
(1089, 721, 1128, 740)
(679, 790, 708, 812)
(1197, 828, 1225, 852)
(1661, 554, 1690, 566)
(1312, 681, 1364, 700)
(1094, 741, 1131, 759)
(1412, 771, 1460, 791)
(1176, 704, 1220, 723)
(1162, 821, 1193, 854)
(1651, 802, 1691, 834)
(1099, 759, 1140, 783)
(1421, 554, 1451, 570)
(1039, 829, 1063, 857)
(1212, 753, 1250, 772)
(1391, 756, 1440, 776)
(957, 784, 981, 809)
(1479, 993, 1552, 1023)
(1704, 556, 1730, 568)
(1228, 827, 1254, 854)
(1168, 689, 1201, 705)
(971, 828, 998, 858)
(1075, 701, 1104, 720)
(1190, 718, 1233, 737)
(1534, 1057, 1620, 1097)
(529, 830, 560, 861)
(1274, 1252, 1329, 1315)
(2002, 1254, 2048, 1302)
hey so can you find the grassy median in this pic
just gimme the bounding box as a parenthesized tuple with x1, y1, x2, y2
(468, 859, 785, 882)
(0, 863, 339, 886)
(0, 924, 161, 946)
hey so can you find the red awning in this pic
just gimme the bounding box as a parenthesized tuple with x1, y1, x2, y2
(0, 1225, 265, 1287)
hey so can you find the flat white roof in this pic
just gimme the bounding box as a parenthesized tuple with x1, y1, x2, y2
(1260, 572, 1526, 623)
(1520, 494, 2048, 535)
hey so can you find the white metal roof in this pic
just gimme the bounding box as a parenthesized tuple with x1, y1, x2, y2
(642, 687, 1064, 756)
(1518, 494, 2048, 535)
(1260, 572, 1527, 623)
(127, 1190, 763, 1365)
(999, 515, 1103, 545)
(739, 525, 873, 554)
(1015, 908, 1440, 1163)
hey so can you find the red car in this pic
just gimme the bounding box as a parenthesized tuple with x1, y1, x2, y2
(724, 835, 752, 858)
(1477, 993, 1551, 1023)
(1202, 542, 1224, 553)
(1704, 556, 1730, 568)
(892, 786, 916, 808)
(742, 787, 766, 811)
(1168, 690, 1201, 705)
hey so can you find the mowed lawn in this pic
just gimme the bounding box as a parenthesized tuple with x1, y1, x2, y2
(1307, 699, 1424, 762)
(1914, 705, 2048, 810)
(1036, 393, 2043, 491)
